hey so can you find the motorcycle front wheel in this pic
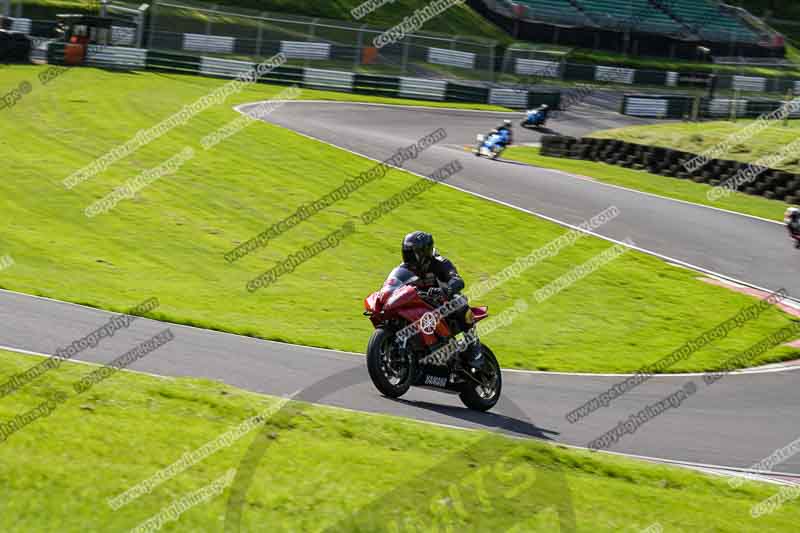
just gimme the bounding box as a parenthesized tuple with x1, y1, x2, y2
(459, 345, 502, 411)
(366, 328, 415, 398)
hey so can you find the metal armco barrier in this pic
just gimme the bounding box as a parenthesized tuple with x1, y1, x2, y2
(707, 98, 747, 118)
(85, 46, 147, 69)
(111, 26, 137, 47)
(303, 68, 354, 91)
(621, 94, 799, 119)
(398, 78, 447, 101)
(9, 17, 31, 34)
(732, 75, 767, 93)
(666, 72, 678, 87)
(595, 65, 635, 85)
(200, 56, 255, 78)
(182, 33, 235, 54)
(280, 41, 331, 60)
(427, 47, 475, 69)
(515, 58, 560, 77)
(624, 97, 669, 118)
(18, 25, 800, 95)
(489, 88, 528, 108)
(621, 94, 687, 118)
(44, 44, 561, 109)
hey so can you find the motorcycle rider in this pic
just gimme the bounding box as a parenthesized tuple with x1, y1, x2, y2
(526, 104, 549, 126)
(785, 207, 800, 248)
(401, 231, 484, 369)
(538, 104, 550, 122)
(497, 119, 513, 147)
(486, 128, 501, 144)
(478, 128, 504, 156)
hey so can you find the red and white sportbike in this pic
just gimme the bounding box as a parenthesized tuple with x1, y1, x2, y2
(363, 265, 502, 411)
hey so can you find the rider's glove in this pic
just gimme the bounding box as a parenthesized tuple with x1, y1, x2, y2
(426, 287, 446, 302)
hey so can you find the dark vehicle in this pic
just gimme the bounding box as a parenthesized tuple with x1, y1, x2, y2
(363, 265, 502, 411)
(785, 207, 800, 249)
(0, 16, 32, 63)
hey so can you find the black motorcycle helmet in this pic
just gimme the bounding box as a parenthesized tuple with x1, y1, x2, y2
(402, 231, 435, 271)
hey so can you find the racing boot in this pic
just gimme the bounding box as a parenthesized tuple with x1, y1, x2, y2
(462, 328, 484, 371)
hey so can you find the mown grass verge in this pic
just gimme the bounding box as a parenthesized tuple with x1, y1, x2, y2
(591, 120, 800, 176)
(0, 348, 797, 532)
(0, 65, 798, 372)
(503, 146, 790, 221)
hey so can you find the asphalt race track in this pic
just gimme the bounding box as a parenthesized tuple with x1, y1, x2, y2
(2, 100, 799, 480)
(241, 100, 800, 298)
(2, 288, 799, 477)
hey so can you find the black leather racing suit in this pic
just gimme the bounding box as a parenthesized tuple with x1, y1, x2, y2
(401, 254, 482, 365)
(404, 254, 463, 294)
(788, 214, 800, 246)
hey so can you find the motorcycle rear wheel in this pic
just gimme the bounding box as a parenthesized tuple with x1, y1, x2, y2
(459, 345, 502, 411)
(367, 328, 414, 398)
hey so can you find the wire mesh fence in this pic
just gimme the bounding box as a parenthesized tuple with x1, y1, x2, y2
(3, 0, 798, 94)
(143, 0, 499, 80)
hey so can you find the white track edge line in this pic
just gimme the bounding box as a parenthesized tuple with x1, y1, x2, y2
(1, 100, 776, 381)
(236, 100, 800, 307)
(0, 343, 172, 380)
(1, 290, 794, 379)
(1, 343, 795, 486)
(243, 99, 784, 226)
(1, 101, 795, 382)
(0, 288, 360, 361)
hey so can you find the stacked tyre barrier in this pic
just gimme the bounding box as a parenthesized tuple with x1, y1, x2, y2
(540, 135, 800, 204)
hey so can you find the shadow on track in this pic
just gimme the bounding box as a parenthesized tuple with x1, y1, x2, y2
(389, 397, 560, 440)
(520, 125, 562, 136)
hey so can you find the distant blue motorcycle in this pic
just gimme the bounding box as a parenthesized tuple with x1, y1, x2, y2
(521, 105, 550, 129)
(474, 129, 510, 159)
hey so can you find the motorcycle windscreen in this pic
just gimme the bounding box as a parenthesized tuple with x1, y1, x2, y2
(383, 265, 418, 290)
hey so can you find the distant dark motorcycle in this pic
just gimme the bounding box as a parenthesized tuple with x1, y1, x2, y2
(785, 208, 800, 249)
(789, 232, 800, 249)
